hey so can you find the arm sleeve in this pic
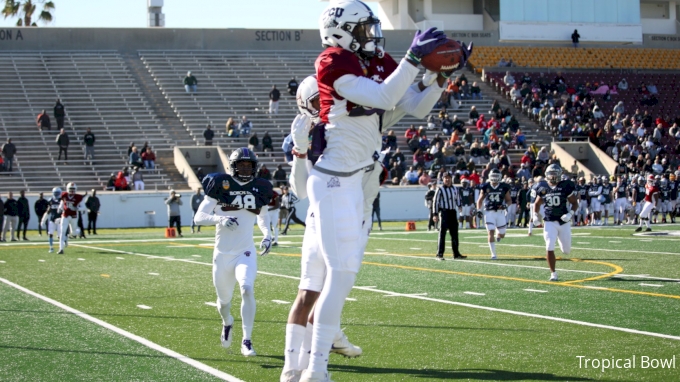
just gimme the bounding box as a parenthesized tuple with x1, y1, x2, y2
(193, 196, 221, 225)
(393, 81, 445, 120)
(432, 189, 440, 215)
(333, 59, 420, 111)
(289, 156, 310, 200)
(257, 207, 271, 239)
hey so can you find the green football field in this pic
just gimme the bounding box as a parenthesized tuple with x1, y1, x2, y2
(1, 222, 680, 381)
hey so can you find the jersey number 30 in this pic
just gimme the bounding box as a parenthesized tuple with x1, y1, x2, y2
(232, 195, 256, 209)
(545, 195, 560, 207)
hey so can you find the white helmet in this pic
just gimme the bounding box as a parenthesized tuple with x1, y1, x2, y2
(489, 169, 502, 185)
(545, 164, 563, 184)
(319, 0, 383, 58)
(296, 75, 320, 121)
(67, 182, 77, 195)
(52, 187, 62, 199)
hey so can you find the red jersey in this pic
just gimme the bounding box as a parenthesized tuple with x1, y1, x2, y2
(315, 47, 398, 123)
(268, 190, 280, 209)
(644, 184, 659, 203)
(61, 193, 84, 217)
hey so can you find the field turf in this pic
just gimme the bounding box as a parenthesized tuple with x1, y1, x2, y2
(1, 222, 680, 381)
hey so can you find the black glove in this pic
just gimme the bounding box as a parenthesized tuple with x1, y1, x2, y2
(652, 208, 657, 214)
(476, 210, 484, 219)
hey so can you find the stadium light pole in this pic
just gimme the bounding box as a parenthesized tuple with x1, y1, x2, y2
(148, 0, 165, 27)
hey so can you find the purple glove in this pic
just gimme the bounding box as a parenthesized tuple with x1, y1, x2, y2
(457, 40, 474, 69)
(408, 27, 447, 59)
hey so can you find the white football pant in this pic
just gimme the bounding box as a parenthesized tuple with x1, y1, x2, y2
(213, 248, 258, 340)
(59, 216, 77, 250)
(484, 210, 507, 235)
(543, 221, 571, 254)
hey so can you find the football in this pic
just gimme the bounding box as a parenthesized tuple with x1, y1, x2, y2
(421, 39, 465, 72)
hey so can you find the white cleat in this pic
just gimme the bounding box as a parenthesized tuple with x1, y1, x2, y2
(490, 255, 497, 260)
(48, 248, 54, 253)
(300, 370, 332, 382)
(220, 316, 234, 349)
(549, 273, 559, 281)
(280, 369, 302, 382)
(330, 329, 362, 358)
(241, 340, 256, 357)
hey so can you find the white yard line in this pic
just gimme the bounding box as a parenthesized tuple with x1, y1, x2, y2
(464, 291, 486, 296)
(639, 283, 664, 288)
(71, 244, 680, 341)
(0, 278, 244, 382)
(137, 305, 152, 310)
(524, 289, 548, 293)
(204, 302, 218, 307)
(272, 300, 290, 304)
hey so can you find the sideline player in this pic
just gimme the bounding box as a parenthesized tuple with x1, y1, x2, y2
(507, 179, 520, 228)
(527, 176, 548, 236)
(613, 175, 628, 225)
(631, 175, 646, 225)
(58, 182, 85, 254)
(670, 172, 678, 223)
(659, 177, 671, 223)
(600, 176, 614, 225)
(575, 177, 589, 226)
(635, 175, 659, 232)
(41, 187, 64, 253)
(476, 169, 511, 259)
(458, 178, 474, 229)
(588, 176, 602, 226)
(533, 164, 577, 281)
(193, 148, 273, 357)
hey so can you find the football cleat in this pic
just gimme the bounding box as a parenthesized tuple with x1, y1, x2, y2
(280, 369, 302, 382)
(634, 227, 642, 232)
(241, 340, 256, 357)
(221, 316, 234, 349)
(490, 255, 497, 260)
(57, 250, 64, 255)
(645, 228, 652, 232)
(48, 247, 54, 253)
(549, 273, 558, 281)
(300, 370, 332, 382)
(331, 329, 362, 358)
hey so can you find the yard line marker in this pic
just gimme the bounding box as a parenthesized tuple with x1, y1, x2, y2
(464, 291, 486, 296)
(375, 249, 387, 252)
(639, 283, 664, 287)
(640, 239, 653, 242)
(272, 300, 290, 304)
(116, 257, 124, 260)
(524, 289, 548, 293)
(410, 248, 421, 250)
(191, 255, 201, 258)
(100, 274, 110, 278)
(346, 298, 357, 301)
(38, 260, 45, 262)
(358, 286, 377, 288)
(0, 278, 243, 381)
(167, 246, 190, 248)
(384, 293, 427, 297)
(576, 242, 590, 244)
(572, 233, 591, 236)
(137, 305, 152, 310)
(609, 241, 621, 243)
(77, 258, 85, 261)
(204, 302, 218, 307)
(73, 244, 680, 341)
(148, 273, 159, 276)
(0, 260, 5, 263)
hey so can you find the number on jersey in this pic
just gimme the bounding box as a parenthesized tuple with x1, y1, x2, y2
(544, 195, 560, 207)
(232, 194, 256, 209)
(488, 193, 501, 203)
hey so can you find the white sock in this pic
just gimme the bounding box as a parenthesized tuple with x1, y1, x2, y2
(308, 323, 335, 374)
(240, 285, 256, 341)
(552, 271, 558, 278)
(489, 241, 497, 257)
(298, 323, 313, 370)
(528, 222, 533, 234)
(283, 324, 306, 372)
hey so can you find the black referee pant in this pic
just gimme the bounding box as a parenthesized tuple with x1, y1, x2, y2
(437, 209, 463, 258)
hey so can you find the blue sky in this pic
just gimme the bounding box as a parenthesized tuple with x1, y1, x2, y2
(0, 0, 380, 29)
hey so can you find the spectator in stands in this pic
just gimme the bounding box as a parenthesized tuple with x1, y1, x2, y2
(498, 57, 508, 67)
(503, 71, 515, 87)
(446, 78, 459, 103)
(238, 115, 252, 136)
(470, 82, 482, 100)
(184, 71, 197, 93)
(203, 125, 214, 146)
(459, 80, 470, 99)
(114, 171, 128, 191)
(53, 99, 65, 130)
(618, 78, 628, 91)
(1, 138, 16, 172)
(571, 29, 580, 48)
(257, 164, 272, 181)
(468, 105, 480, 124)
(225, 118, 237, 137)
(613, 101, 625, 116)
(37, 110, 51, 131)
(132, 167, 144, 190)
(105, 173, 115, 191)
(127, 142, 135, 157)
(516, 162, 531, 181)
(142, 147, 156, 169)
(521, 73, 532, 86)
(418, 170, 431, 186)
(515, 129, 526, 148)
(165, 190, 183, 237)
(476, 114, 488, 132)
(269, 85, 281, 114)
(55, 128, 69, 162)
(273, 164, 287, 187)
(262, 131, 274, 152)
(80, 127, 96, 161)
(0, 156, 4, 172)
(647, 82, 658, 95)
(537, 146, 550, 165)
(2, 192, 18, 242)
(592, 105, 605, 119)
(405, 166, 418, 185)
(129, 147, 143, 168)
(248, 132, 260, 151)
(287, 77, 298, 96)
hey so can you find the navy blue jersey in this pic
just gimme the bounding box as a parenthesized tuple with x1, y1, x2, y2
(670, 180, 678, 200)
(202, 173, 273, 214)
(510, 185, 520, 203)
(635, 184, 646, 203)
(46, 198, 61, 222)
(539, 180, 576, 225)
(600, 184, 613, 203)
(529, 180, 549, 204)
(481, 182, 511, 210)
(588, 184, 602, 198)
(576, 184, 589, 200)
(614, 183, 627, 199)
(459, 186, 475, 206)
(660, 186, 670, 201)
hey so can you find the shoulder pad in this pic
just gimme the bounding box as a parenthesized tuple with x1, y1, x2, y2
(202, 173, 230, 199)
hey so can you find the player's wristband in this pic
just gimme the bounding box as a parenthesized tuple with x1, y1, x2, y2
(405, 50, 421, 66)
(292, 148, 307, 159)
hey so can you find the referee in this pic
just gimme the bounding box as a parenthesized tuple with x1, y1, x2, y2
(432, 172, 466, 260)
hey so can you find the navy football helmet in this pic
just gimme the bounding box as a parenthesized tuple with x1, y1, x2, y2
(229, 148, 258, 182)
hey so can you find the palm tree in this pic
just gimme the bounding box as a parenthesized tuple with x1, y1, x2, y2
(2, 0, 55, 26)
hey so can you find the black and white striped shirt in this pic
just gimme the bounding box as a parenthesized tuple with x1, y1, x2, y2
(281, 193, 299, 209)
(432, 185, 460, 214)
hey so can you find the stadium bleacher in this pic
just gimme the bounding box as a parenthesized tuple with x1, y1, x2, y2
(0, 51, 176, 193)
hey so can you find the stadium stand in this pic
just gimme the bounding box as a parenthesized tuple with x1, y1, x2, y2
(0, 51, 176, 192)
(469, 47, 680, 72)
